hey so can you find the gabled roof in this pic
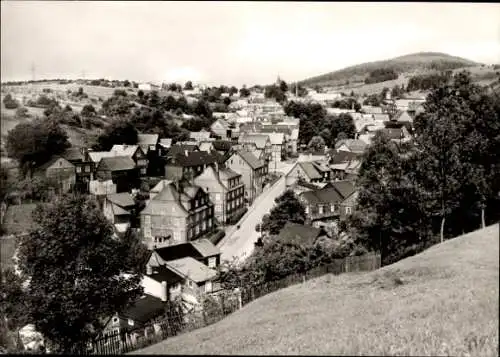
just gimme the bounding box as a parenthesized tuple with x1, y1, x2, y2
(110, 144, 142, 158)
(167, 143, 200, 156)
(392, 110, 413, 122)
(61, 147, 85, 162)
(327, 180, 356, 199)
(328, 150, 361, 165)
(106, 192, 135, 208)
(211, 118, 230, 130)
(334, 139, 368, 153)
(211, 140, 233, 152)
(111, 203, 130, 216)
(268, 132, 285, 145)
(190, 239, 221, 258)
(137, 133, 159, 146)
(236, 150, 265, 170)
(298, 162, 322, 180)
(141, 181, 206, 216)
(218, 167, 241, 180)
(98, 156, 136, 172)
(152, 239, 219, 265)
(169, 151, 223, 167)
(88, 151, 116, 163)
(239, 122, 262, 133)
(300, 186, 344, 205)
(189, 131, 211, 141)
(166, 257, 217, 283)
(159, 138, 172, 149)
(120, 295, 166, 324)
(278, 222, 323, 246)
(36, 156, 74, 172)
(239, 133, 270, 149)
(380, 127, 405, 140)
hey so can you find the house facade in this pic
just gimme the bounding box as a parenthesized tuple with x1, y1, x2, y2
(140, 180, 215, 248)
(285, 161, 330, 187)
(110, 145, 148, 176)
(194, 164, 245, 225)
(94, 156, 138, 193)
(225, 150, 268, 204)
(33, 156, 76, 193)
(165, 151, 223, 181)
(61, 147, 94, 193)
(102, 192, 136, 236)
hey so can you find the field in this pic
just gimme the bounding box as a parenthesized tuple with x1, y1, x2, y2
(136, 223, 499, 356)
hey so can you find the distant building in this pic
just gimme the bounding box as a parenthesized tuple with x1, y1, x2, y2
(33, 156, 76, 194)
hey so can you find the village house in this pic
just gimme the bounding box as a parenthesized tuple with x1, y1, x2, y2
(225, 150, 268, 204)
(198, 141, 214, 153)
(210, 118, 236, 140)
(146, 238, 221, 270)
(158, 138, 172, 156)
(138, 133, 161, 176)
(297, 149, 328, 163)
(103, 294, 167, 336)
(299, 180, 357, 228)
(110, 144, 148, 176)
(334, 139, 368, 154)
(33, 156, 76, 194)
(379, 126, 412, 143)
(194, 164, 246, 225)
(267, 132, 285, 166)
(165, 150, 224, 181)
(61, 147, 94, 193)
(140, 180, 215, 248)
(189, 129, 211, 143)
(238, 133, 272, 163)
(145, 255, 218, 302)
(94, 156, 138, 193)
(277, 222, 326, 246)
(328, 150, 362, 181)
(102, 192, 136, 236)
(286, 161, 331, 187)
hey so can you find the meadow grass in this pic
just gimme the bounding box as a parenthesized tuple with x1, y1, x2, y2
(135, 224, 499, 356)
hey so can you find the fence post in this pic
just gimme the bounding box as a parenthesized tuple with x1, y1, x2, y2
(235, 288, 242, 310)
(302, 274, 306, 283)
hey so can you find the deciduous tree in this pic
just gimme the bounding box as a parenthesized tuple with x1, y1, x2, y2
(16, 195, 143, 353)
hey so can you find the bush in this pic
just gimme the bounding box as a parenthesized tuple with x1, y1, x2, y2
(3, 94, 19, 109)
(227, 207, 248, 225)
(208, 229, 226, 245)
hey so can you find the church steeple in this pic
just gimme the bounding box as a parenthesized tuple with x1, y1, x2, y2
(276, 74, 281, 86)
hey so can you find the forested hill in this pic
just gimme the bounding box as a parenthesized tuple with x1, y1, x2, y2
(300, 52, 479, 87)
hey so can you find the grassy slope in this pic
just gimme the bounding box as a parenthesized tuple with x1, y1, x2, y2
(300, 52, 479, 87)
(136, 224, 499, 356)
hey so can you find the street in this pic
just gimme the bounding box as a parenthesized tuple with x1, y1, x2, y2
(217, 160, 295, 265)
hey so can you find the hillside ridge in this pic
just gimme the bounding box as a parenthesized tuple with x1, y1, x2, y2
(300, 52, 480, 87)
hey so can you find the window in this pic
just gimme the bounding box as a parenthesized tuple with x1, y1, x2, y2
(76, 166, 82, 173)
(331, 204, 336, 212)
(84, 165, 91, 172)
(208, 257, 216, 268)
(128, 319, 134, 326)
(141, 168, 146, 174)
(318, 205, 323, 214)
(305, 206, 309, 214)
(205, 281, 212, 293)
(346, 206, 352, 215)
(187, 279, 194, 288)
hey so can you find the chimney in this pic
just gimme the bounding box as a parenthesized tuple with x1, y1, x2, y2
(160, 281, 167, 302)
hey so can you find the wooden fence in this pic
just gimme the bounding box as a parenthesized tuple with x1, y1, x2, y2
(81, 253, 380, 355)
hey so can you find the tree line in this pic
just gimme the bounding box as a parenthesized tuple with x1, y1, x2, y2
(364, 68, 398, 84)
(284, 101, 356, 147)
(349, 71, 500, 265)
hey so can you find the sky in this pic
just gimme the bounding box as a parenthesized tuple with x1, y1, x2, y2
(2, 1, 499, 87)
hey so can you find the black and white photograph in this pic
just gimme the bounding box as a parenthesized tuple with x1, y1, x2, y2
(1, 1, 499, 355)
